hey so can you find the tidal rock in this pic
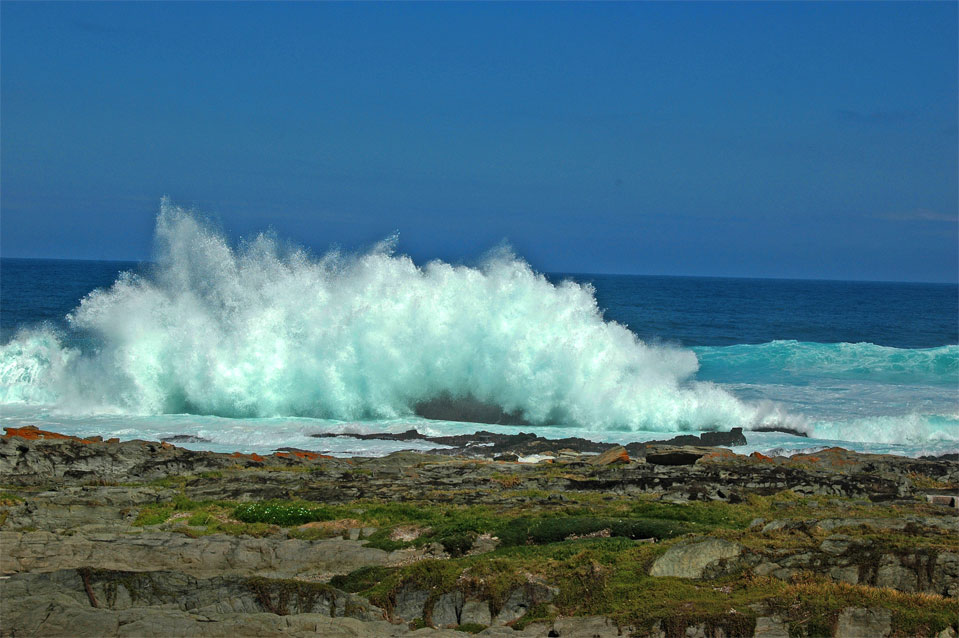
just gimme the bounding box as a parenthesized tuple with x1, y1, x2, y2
(646, 428, 747, 448)
(414, 395, 531, 426)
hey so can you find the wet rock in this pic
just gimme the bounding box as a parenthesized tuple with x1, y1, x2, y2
(413, 396, 531, 426)
(645, 428, 747, 448)
(649, 538, 744, 579)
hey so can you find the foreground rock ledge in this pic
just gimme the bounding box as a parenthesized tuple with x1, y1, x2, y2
(1, 426, 957, 638)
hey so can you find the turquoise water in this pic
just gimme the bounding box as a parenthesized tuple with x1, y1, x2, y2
(1, 201, 957, 456)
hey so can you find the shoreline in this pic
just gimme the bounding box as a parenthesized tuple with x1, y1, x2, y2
(1, 425, 957, 637)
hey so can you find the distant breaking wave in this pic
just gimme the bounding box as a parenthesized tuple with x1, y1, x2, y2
(695, 340, 958, 386)
(0, 199, 799, 433)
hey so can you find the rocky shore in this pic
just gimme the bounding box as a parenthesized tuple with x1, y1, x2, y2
(1, 425, 957, 637)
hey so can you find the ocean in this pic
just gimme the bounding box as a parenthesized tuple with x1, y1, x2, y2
(2, 203, 957, 458)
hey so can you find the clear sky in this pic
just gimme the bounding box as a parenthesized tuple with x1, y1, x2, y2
(2, 2, 957, 282)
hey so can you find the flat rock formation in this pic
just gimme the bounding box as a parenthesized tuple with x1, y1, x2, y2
(1, 426, 957, 637)
(311, 426, 750, 458)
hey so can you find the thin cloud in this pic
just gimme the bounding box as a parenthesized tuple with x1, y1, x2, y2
(876, 208, 958, 223)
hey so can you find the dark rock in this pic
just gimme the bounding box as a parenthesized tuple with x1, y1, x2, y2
(413, 395, 530, 426)
(645, 450, 706, 466)
(311, 428, 612, 459)
(644, 428, 747, 448)
(751, 425, 809, 438)
(160, 435, 211, 443)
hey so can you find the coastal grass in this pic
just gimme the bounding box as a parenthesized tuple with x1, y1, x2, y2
(229, 499, 707, 555)
(115, 482, 959, 635)
(768, 573, 959, 638)
(334, 536, 958, 636)
(130, 488, 958, 556)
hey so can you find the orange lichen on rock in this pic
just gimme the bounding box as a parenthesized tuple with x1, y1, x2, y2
(588, 446, 630, 466)
(3, 426, 97, 444)
(230, 452, 265, 463)
(275, 449, 330, 461)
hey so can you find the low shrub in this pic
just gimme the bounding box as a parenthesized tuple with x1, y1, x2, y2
(232, 501, 339, 526)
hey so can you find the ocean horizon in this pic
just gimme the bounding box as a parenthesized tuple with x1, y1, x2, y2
(2, 205, 957, 459)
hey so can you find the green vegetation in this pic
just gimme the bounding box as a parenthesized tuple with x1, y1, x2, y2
(330, 566, 397, 593)
(233, 502, 341, 526)
(245, 577, 338, 615)
(134, 504, 175, 526)
(0, 491, 25, 506)
(770, 574, 959, 638)
(125, 473, 958, 636)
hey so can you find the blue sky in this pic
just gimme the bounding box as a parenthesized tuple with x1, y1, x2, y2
(2, 2, 957, 282)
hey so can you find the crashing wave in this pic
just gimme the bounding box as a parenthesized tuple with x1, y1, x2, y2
(0, 199, 798, 433)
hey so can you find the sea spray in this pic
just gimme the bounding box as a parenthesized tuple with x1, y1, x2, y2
(0, 199, 795, 432)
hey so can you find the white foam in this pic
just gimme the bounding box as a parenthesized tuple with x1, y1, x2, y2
(0, 199, 795, 434)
